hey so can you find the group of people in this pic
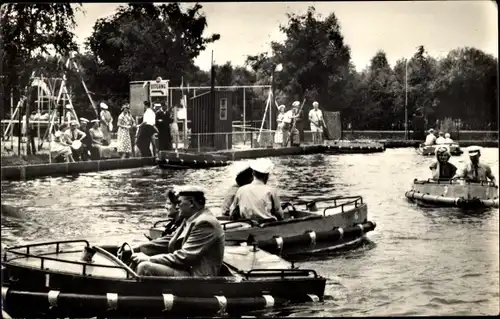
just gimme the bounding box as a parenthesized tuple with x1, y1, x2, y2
(274, 100, 327, 147)
(129, 158, 283, 277)
(429, 145, 496, 185)
(424, 129, 454, 146)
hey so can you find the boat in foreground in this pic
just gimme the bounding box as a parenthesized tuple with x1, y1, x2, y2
(1, 239, 325, 318)
(417, 143, 463, 156)
(150, 196, 376, 259)
(405, 178, 499, 209)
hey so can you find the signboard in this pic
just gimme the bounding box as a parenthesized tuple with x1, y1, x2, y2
(150, 77, 169, 97)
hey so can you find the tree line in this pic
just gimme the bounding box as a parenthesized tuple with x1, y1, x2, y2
(1, 4, 497, 130)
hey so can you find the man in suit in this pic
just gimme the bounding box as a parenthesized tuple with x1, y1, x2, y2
(131, 186, 224, 277)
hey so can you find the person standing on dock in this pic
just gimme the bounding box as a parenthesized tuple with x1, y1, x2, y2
(136, 101, 158, 157)
(453, 146, 496, 185)
(230, 158, 284, 222)
(274, 105, 286, 146)
(156, 102, 174, 151)
(117, 104, 134, 159)
(99, 102, 113, 146)
(308, 101, 325, 145)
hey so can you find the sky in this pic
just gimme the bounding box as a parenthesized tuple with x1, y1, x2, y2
(73, 1, 498, 72)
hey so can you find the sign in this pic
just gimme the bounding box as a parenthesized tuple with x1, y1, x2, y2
(149, 78, 169, 97)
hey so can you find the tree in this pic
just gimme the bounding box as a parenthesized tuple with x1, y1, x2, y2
(85, 2, 220, 110)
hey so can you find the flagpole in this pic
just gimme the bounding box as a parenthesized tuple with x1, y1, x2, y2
(405, 58, 408, 140)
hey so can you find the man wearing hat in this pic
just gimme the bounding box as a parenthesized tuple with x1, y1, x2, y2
(453, 146, 496, 185)
(64, 120, 87, 161)
(221, 162, 254, 216)
(424, 129, 436, 146)
(131, 185, 224, 277)
(230, 158, 284, 222)
(308, 101, 325, 144)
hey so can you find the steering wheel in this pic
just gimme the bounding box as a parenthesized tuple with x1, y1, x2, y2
(116, 242, 135, 262)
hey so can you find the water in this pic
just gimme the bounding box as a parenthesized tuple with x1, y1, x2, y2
(1, 148, 499, 316)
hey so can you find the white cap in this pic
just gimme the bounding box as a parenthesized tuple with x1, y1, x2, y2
(312, 101, 319, 107)
(70, 120, 79, 126)
(468, 146, 481, 156)
(154, 103, 162, 108)
(292, 101, 300, 107)
(91, 119, 100, 123)
(250, 158, 273, 174)
(80, 118, 89, 123)
(100, 102, 108, 109)
(278, 104, 286, 110)
(444, 133, 450, 138)
(173, 185, 206, 196)
(65, 104, 73, 109)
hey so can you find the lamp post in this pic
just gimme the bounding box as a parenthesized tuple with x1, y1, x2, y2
(404, 58, 409, 140)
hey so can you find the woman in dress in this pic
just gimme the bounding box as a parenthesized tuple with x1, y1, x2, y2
(99, 102, 113, 146)
(51, 124, 75, 162)
(274, 105, 286, 146)
(117, 104, 135, 158)
(89, 119, 105, 160)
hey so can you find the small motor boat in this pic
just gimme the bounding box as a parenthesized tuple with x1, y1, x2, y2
(405, 178, 499, 209)
(149, 196, 376, 259)
(1, 239, 326, 318)
(417, 143, 463, 156)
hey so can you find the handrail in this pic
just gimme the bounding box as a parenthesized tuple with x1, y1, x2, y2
(413, 178, 497, 187)
(245, 268, 318, 279)
(4, 249, 136, 279)
(322, 196, 364, 217)
(5, 239, 90, 259)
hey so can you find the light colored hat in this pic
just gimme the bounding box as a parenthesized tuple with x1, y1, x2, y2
(438, 131, 444, 136)
(65, 104, 73, 109)
(292, 101, 300, 107)
(278, 104, 286, 110)
(80, 118, 89, 124)
(428, 128, 435, 133)
(173, 185, 206, 197)
(312, 101, 319, 107)
(468, 146, 481, 156)
(100, 102, 108, 110)
(91, 119, 100, 124)
(121, 104, 130, 110)
(154, 103, 162, 108)
(70, 120, 79, 126)
(250, 158, 273, 174)
(444, 133, 450, 138)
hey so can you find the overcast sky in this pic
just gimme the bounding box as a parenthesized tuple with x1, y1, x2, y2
(73, 1, 498, 72)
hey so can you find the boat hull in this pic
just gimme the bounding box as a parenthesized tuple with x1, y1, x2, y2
(417, 144, 463, 156)
(150, 197, 376, 259)
(1, 240, 326, 318)
(156, 151, 231, 169)
(405, 179, 499, 209)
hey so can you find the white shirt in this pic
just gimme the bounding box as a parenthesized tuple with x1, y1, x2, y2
(436, 136, 446, 144)
(424, 134, 436, 146)
(230, 180, 284, 221)
(444, 137, 454, 144)
(308, 109, 323, 126)
(283, 110, 293, 124)
(143, 108, 156, 125)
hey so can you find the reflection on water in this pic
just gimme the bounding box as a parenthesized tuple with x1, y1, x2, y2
(1, 148, 499, 316)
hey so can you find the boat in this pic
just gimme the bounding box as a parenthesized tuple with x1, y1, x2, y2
(1, 239, 326, 318)
(149, 196, 377, 259)
(417, 143, 463, 156)
(156, 150, 231, 169)
(405, 178, 499, 209)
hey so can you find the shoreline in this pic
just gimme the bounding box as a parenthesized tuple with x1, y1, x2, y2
(1, 139, 497, 181)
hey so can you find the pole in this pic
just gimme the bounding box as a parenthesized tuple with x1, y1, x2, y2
(243, 87, 246, 143)
(404, 58, 408, 140)
(210, 50, 215, 148)
(257, 90, 272, 143)
(10, 88, 13, 150)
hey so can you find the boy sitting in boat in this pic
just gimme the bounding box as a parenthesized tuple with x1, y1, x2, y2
(424, 129, 437, 146)
(131, 185, 225, 277)
(230, 158, 284, 222)
(429, 146, 457, 180)
(221, 162, 254, 216)
(452, 146, 496, 185)
(435, 131, 446, 144)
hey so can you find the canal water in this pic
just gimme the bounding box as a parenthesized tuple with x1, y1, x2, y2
(1, 148, 499, 316)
